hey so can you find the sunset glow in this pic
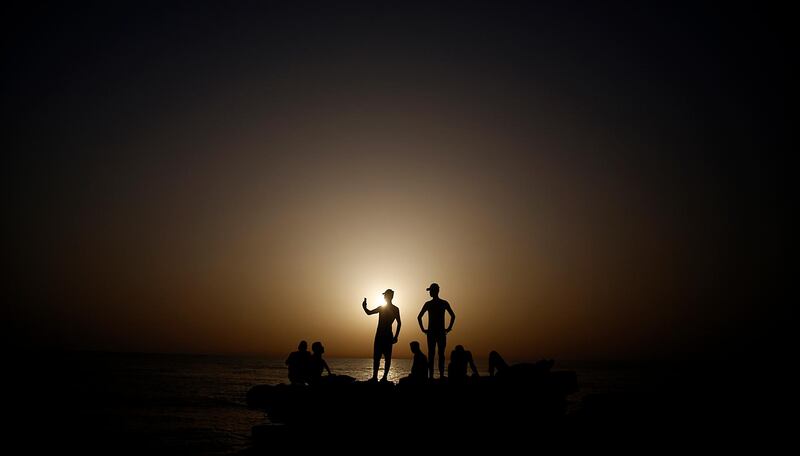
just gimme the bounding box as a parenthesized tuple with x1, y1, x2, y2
(5, 4, 787, 454)
(6, 1, 783, 363)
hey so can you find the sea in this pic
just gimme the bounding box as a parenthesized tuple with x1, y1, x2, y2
(19, 352, 651, 455)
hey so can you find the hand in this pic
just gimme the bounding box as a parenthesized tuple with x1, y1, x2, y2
(422, 328, 428, 334)
(362, 298, 367, 307)
(446, 328, 452, 334)
(392, 336, 398, 344)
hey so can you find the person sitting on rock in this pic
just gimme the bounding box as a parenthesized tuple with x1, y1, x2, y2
(447, 345, 479, 383)
(399, 341, 429, 386)
(309, 341, 333, 384)
(410, 341, 429, 381)
(488, 350, 554, 380)
(285, 340, 311, 385)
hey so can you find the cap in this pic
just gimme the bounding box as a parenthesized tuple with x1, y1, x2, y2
(426, 283, 440, 291)
(382, 289, 394, 296)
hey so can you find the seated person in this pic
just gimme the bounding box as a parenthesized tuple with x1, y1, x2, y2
(410, 341, 429, 381)
(488, 350, 508, 377)
(489, 350, 554, 380)
(399, 341, 429, 385)
(285, 340, 311, 385)
(309, 341, 333, 384)
(447, 345, 479, 382)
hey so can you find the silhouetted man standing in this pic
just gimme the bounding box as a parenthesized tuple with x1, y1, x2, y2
(417, 283, 455, 379)
(362, 289, 402, 382)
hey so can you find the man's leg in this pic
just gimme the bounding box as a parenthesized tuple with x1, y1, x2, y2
(372, 339, 380, 380)
(426, 333, 436, 379)
(438, 335, 447, 378)
(383, 344, 392, 381)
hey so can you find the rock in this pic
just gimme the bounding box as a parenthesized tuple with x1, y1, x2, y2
(246, 370, 579, 430)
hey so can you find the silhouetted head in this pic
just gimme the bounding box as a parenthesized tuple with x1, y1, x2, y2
(426, 282, 440, 297)
(454, 344, 464, 353)
(311, 341, 324, 355)
(410, 341, 421, 353)
(382, 288, 394, 303)
(298, 340, 308, 351)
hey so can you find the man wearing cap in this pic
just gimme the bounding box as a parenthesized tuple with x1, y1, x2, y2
(417, 283, 456, 379)
(362, 289, 402, 382)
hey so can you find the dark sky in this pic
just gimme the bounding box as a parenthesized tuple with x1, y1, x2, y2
(4, 2, 789, 359)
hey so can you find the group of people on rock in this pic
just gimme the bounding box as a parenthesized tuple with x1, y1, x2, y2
(361, 282, 456, 382)
(285, 340, 332, 385)
(403, 341, 479, 384)
(285, 282, 553, 385)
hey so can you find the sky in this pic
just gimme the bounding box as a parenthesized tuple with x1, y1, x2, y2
(4, 2, 789, 360)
